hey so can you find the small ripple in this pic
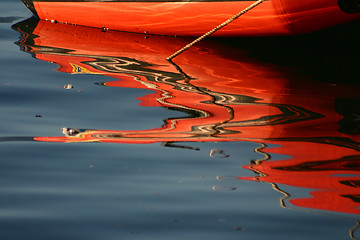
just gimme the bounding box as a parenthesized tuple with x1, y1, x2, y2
(0, 16, 22, 24)
(212, 186, 237, 191)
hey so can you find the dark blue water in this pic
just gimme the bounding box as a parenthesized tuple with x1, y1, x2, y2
(2, 1, 360, 240)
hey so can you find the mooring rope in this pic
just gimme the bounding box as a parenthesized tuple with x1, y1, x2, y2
(166, 0, 265, 60)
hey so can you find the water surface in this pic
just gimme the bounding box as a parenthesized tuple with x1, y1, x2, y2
(1, 1, 360, 240)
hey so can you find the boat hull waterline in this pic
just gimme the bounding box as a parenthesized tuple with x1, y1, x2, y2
(22, 0, 360, 36)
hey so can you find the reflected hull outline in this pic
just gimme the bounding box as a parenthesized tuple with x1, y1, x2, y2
(13, 16, 360, 218)
(12, 17, 360, 146)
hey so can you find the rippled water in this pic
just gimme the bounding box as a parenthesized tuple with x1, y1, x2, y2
(2, 1, 360, 240)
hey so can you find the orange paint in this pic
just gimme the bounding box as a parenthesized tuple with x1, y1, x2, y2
(25, 0, 360, 36)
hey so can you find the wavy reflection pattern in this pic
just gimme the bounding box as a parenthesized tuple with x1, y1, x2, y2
(13, 17, 360, 226)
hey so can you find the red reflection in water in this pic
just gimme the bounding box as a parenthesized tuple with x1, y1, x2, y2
(240, 141, 360, 215)
(13, 18, 360, 219)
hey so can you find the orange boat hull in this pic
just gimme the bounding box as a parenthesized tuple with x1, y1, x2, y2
(22, 0, 360, 36)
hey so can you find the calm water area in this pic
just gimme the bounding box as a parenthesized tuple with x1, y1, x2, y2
(2, 1, 360, 239)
